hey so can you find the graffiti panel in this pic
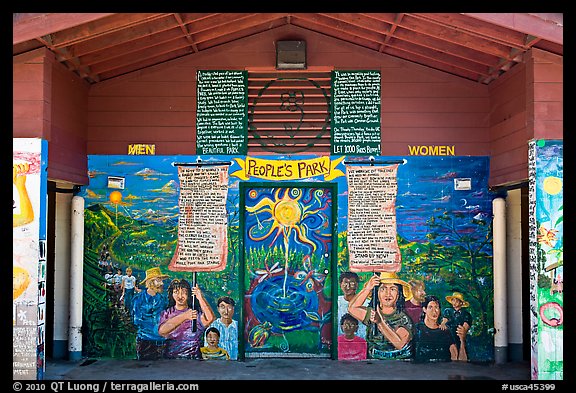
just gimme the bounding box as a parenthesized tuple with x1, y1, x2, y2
(13, 138, 48, 380)
(529, 140, 563, 380)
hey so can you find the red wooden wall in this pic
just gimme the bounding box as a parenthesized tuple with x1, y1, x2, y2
(488, 48, 563, 186)
(87, 26, 491, 157)
(13, 48, 90, 185)
(13, 26, 562, 187)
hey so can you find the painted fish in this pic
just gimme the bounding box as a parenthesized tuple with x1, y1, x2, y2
(249, 321, 272, 348)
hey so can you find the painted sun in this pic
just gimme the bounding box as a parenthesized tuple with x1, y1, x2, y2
(246, 187, 330, 253)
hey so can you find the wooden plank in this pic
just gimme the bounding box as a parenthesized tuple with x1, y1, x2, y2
(87, 111, 194, 127)
(381, 127, 489, 143)
(489, 111, 527, 139)
(462, 13, 563, 45)
(534, 101, 563, 121)
(532, 83, 562, 101)
(490, 126, 529, 156)
(60, 15, 178, 60)
(489, 95, 526, 126)
(381, 97, 489, 113)
(97, 47, 194, 81)
(12, 119, 49, 136)
(88, 96, 196, 112)
(13, 13, 114, 44)
(87, 126, 194, 141)
(89, 81, 196, 97)
(13, 81, 45, 100)
(533, 63, 563, 83)
(533, 120, 563, 138)
(381, 112, 489, 128)
(12, 100, 47, 120)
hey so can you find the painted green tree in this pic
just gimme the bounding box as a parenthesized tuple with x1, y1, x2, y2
(423, 210, 493, 336)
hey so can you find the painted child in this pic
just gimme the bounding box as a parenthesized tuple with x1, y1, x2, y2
(201, 327, 230, 360)
(337, 313, 367, 360)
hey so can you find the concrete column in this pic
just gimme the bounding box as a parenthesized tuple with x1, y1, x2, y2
(68, 196, 84, 360)
(493, 197, 508, 363)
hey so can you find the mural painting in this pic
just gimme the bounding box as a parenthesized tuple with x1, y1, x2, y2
(13, 138, 48, 379)
(528, 140, 563, 380)
(80, 154, 495, 363)
(242, 184, 334, 357)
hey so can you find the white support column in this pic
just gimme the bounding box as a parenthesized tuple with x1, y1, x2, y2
(493, 197, 508, 363)
(68, 196, 84, 361)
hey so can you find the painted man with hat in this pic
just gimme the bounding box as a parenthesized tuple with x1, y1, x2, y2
(440, 291, 472, 359)
(131, 266, 170, 360)
(348, 272, 414, 360)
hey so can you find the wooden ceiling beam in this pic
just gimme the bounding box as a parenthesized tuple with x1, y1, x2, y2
(78, 28, 185, 67)
(173, 13, 199, 53)
(318, 13, 391, 34)
(461, 13, 563, 45)
(182, 13, 257, 35)
(290, 17, 380, 52)
(13, 13, 114, 45)
(385, 39, 492, 77)
(383, 46, 482, 82)
(45, 13, 170, 48)
(399, 14, 516, 60)
(98, 47, 193, 81)
(89, 37, 193, 75)
(392, 27, 501, 68)
(292, 14, 385, 48)
(196, 20, 286, 50)
(190, 14, 285, 45)
(57, 14, 179, 61)
(35, 32, 99, 83)
(412, 13, 528, 49)
(377, 13, 404, 52)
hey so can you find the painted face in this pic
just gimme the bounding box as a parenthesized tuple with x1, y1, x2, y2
(412, 285, 426, 303)
(172, 287, 189, 308)
(340, 277, 358, 297)
(450, 298, 463, 310)
(378, 283, 399, 308)
(218, 302, 234, 322)
(341, 320, 358, 337)
(149, 277, 164, 293)
(206, 331, 220, 347)
(424, 300, 441, 322)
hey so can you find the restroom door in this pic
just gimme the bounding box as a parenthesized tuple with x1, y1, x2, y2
(241, 183, 336, 358)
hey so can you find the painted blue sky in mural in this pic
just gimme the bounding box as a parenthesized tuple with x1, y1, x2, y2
(84, 155, 494, 246)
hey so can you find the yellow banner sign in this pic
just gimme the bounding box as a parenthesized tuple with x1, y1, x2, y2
(232, 156, 345, 181)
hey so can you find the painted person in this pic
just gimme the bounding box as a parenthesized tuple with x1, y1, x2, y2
(112, 268, 124, 308)
(206, 296, 238, 360)
(159, 278, 215, 359)
(348, 272, 414, 360)
(121, 267, 140, 315)
(413, 295, 467, 363)
(404, 279, 427, 324)
(131, 267, 169, 360)
(337, 313, 367, 360)
(338, 271, 367, 339)
(201, 327, 230, 360)
(13, 162, 34, 228)
(440, 291, 471, 360)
